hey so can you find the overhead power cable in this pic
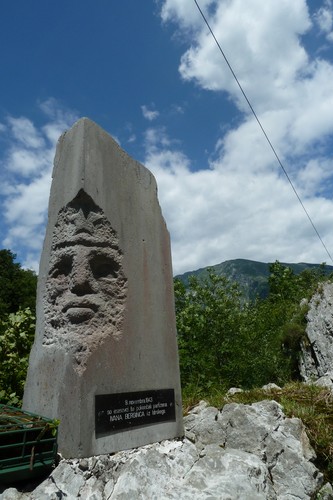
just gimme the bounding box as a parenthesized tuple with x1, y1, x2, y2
(193, 0, 333, 265)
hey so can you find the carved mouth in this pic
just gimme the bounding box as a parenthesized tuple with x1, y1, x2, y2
(63, 301, 99, 324)
(63, 301, 99, 313)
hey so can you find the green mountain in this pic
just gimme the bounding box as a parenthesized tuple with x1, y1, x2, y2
(175, 258, 333, 301)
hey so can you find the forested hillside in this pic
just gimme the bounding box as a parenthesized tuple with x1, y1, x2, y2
(176, 258, 333, 301)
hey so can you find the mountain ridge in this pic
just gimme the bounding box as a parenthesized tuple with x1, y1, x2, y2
(175, 258, 333, 301)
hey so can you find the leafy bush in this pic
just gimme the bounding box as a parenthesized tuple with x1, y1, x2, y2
(175, 270, 243, 392)
(0, 308, 35, 406)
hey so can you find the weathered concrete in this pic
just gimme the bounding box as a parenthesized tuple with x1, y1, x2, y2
(23, 118, 183, 458)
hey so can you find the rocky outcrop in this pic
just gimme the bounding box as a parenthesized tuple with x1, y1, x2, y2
(1, 399, 329, 500)
(299, 282, 333, 383)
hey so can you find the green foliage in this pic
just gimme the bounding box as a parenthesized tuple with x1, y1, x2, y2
(0, 308, 35, 406)
(175, 262, 330, 394)
(49, 419, 60, 437)
(0, 249, 37, 316)
(0, 250, 37, 406)
(175, 270, 243, 391)
(268, 260, 327, 304)
(266, 261, 328, 378)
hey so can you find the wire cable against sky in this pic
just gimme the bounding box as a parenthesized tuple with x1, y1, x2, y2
(194, 0, 333, 265)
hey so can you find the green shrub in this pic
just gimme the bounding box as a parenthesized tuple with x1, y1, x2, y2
(175, 270, 243, 391)
(0, 308, 35, 406)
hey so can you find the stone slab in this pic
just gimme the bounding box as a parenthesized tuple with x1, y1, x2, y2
(23, 118, 183, 457)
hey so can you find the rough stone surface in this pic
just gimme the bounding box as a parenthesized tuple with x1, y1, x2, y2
(22, 118, 183, 458)
(42, 190, 127, 366)
(317, 482, 333, 499)
(1, 399, 326, 499)
(226, 387, 243, 395)
(261, 383, 282, 391)
(314, 371, 333, 392)
(299, 281, 333, 381)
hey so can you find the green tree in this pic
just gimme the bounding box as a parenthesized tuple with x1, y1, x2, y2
(175, 270, 243, 392)
(0, 249, 37, 316)
(268, 260, 327, 305)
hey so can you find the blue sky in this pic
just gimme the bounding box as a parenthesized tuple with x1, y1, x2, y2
(1, 0, 333, 275)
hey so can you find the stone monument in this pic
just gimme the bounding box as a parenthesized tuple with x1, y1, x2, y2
(23, 118, 184, 458)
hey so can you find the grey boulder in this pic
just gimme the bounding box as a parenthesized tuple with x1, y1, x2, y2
(1, 399, 326, 499)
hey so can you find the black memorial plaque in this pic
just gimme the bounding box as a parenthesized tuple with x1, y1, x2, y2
(95, 389, 176, 435)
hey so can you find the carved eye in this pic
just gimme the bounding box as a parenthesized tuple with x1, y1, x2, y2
(50, 255, 73, 279)
(90, 255, 119, 280)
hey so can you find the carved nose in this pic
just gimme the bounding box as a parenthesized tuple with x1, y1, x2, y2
(69, 265, 96, 296)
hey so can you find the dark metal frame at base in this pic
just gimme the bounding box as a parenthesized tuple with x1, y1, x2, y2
(0, 404, 58, 484)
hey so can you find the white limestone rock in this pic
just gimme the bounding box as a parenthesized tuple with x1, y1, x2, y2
(313, 371, 333, 393)
(226, 387, 244, 395)
(1, 398, 326, 499)
(299, 281, 333, 381)
(317, 482, 333, 500)
(261, 383, 281, 391)
(0, 490, 24, 500)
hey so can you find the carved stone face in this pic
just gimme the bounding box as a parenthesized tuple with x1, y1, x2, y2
(48, 245, 121, 324)
(43, 190, 127, 367)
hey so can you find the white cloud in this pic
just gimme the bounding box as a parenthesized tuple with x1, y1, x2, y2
(315, 0, 333, 39)
(144, 126, 172, 149)
(141, 105, 160, 121)
(7, 117, 45, 149)
(1, 99, 78, 270)
(178, 0, 311, 110)
(127, 134, 136, 143)
(39, 98, 78, 144)
(296, 158, 333, 196)
(151, 0, 333, 274)
(160, 0, 212, 28)
(145, 128, 333, 274)
(5, 148, 52, 177)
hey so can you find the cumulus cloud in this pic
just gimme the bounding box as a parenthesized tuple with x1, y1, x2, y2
(145, 125, 333, 275)
(150, 0, 333, 274)
(0, 99, 78, 270)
